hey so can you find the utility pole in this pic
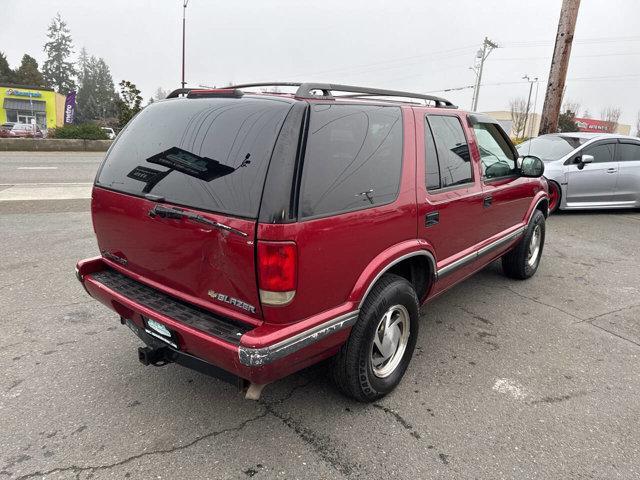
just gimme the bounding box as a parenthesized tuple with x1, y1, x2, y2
(522, 75, 538, 139)
(181, 0, 189, 89)
(539, 0, 581, 135)
(470, 37, 498, 111)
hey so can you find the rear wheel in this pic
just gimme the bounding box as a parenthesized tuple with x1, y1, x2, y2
(547, 180, 561, 214)
(331, 274, 419, 402)
(502, 209, 545, 280)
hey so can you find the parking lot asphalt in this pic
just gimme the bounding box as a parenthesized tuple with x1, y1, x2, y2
(1, 153, 639, 479)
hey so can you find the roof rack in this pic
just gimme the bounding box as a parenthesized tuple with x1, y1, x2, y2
(228, 82, 456, 108)
(169, 83, 457, 108)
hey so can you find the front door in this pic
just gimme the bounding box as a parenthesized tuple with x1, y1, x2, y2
(471, 120, 532, 239)
(565, 141, 618, 207)
(415, 111, 486, 283)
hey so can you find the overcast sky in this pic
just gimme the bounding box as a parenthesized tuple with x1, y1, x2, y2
(3, 0, 640, 129)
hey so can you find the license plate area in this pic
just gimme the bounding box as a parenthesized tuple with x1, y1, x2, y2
(143, 317, 179, 349)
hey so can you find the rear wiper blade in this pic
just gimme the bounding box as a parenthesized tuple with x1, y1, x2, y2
(149, 205, 248, 237)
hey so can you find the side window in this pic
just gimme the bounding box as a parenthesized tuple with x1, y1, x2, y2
(424, 120, 440, 190)
(427, 115, 472, 188)
(299, 104, 403, 219)
(583, 143, 615, 163)
(617, 143, 640, 162)
(472, 122, 517, 179)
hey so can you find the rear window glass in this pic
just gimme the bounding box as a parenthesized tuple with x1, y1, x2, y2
(617, 142, 640, 162)
(517, 135, 587, 161)
(96, 97, 292, 218)
(299, 104, 403, 219)
(427, 115, 472, 187)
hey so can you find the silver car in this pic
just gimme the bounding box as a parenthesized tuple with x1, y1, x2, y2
(517, 133, 640, 213)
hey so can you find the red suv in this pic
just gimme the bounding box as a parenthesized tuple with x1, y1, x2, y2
(76, 83, 548, 401)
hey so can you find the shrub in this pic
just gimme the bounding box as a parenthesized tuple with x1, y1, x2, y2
(49, 123, 109, 140)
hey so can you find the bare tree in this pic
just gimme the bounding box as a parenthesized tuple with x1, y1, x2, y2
(600, 106, 621, 133)
(582, 109, 591, 119)
(154, 87, 169, 101)
(562, 100, 581, 116)
(636, 111, 640, 137)
(509, 97, 529, 139)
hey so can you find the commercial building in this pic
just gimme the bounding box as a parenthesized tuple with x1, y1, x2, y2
(0, 84, 66, 130)
(483, 110, 631, 139)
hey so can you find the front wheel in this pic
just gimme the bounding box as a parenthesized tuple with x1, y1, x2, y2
(502, 209, 545, 280)
(331, 274, 419, 402)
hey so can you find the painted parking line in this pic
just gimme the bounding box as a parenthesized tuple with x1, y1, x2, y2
(0, 183, 92, 201)
(16, 166, 59, 170)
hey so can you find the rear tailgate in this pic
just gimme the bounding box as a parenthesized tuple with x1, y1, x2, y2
(92, 95, 295, 321)
(92, 187, 262, 319)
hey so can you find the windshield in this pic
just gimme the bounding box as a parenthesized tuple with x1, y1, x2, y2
(517, 135, 587, 162)
(95, 96, 292, 218)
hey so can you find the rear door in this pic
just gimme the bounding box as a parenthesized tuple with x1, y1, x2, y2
(415, 111, 486, 275)
(92, 95, 295, 320)
(565, 140, 618, 206)
(614, 140, 640, 206)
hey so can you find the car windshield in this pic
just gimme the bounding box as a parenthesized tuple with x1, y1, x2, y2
(517, 135, 587, 162)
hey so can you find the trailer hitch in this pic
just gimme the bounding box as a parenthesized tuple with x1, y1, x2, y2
(138, 346, 172, 367)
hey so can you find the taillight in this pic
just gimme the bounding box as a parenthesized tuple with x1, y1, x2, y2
(257, 241, 297, 306)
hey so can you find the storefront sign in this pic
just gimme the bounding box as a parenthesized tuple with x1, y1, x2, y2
(64, 91, 76, 124)
(575, 117, 615, 133)
(6, 88, 42, 98)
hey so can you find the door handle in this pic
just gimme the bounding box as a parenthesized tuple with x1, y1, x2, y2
(483, 195, 493, 208)
(425, 211, 439, 227)
(606, 168, 617, 173)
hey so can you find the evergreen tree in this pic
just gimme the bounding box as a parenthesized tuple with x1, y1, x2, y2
(76, 51, 118, 123)
(0, 52, 13, 83)
(77, 47, 90, 86)
(13, 55, 46, 86)
(117, 80, 143, 127)
(42, 13, 77, 93)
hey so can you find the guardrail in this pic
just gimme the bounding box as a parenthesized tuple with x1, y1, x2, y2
(0, 138, 113, 152)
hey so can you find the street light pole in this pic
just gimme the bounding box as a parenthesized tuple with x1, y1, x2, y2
(181, 0, 189, 89)
(522, 75, 538, 139)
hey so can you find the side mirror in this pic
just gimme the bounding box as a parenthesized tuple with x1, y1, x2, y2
(519, 155, 544, 178)
(575, 154, 594, 170)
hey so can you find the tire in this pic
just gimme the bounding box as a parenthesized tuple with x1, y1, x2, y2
(331, 274, 419, 402)
(502, 209, 545, 280)
(547, 180, 561, 214)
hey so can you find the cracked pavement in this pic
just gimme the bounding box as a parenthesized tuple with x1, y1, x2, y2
(1, 160, 640, 478)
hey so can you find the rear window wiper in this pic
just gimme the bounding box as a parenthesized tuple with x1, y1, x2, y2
(148, 204, 248, 237)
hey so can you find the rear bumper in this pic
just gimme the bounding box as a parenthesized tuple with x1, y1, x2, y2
(76, 257, 357, 384)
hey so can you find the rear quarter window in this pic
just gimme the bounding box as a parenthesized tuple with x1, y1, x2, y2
(95, 97, 292, 218)
(299, 104, 403, 219)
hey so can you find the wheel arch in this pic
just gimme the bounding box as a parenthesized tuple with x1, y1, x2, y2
(350, 243, 437, 309)
(528, 194, 549, 221)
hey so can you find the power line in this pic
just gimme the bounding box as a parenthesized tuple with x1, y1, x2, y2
(284, 45, 477, 79)
(425, 72, 640, 94)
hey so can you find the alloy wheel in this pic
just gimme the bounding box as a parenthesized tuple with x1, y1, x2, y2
(370, 304, 410, 378)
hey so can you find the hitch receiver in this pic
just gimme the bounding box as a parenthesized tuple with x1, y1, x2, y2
(138, 346, 170, 366)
